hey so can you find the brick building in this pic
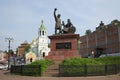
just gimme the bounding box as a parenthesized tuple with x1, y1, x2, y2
(80, 20, 120, 57)
(17, 41, 30, 56)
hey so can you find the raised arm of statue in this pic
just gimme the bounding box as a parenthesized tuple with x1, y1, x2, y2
(54, 8, 57, 22)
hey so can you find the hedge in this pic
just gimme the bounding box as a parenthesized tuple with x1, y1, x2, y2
(60, 56, 120, 76)
(28, 59, 52, 73)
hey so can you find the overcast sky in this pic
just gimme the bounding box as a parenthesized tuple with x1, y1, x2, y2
(0, 0, 120, 51)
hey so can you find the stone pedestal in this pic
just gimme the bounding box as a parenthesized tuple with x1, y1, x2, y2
(45, 34, 80, 61)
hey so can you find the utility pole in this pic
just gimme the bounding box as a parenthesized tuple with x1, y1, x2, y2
(5, 37, 14, 70)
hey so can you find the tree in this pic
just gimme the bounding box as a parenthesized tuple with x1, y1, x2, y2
(85, 29, 92, 35)
(111, 19, 120, 26)
(48, 43, 50, 48)
(24, 45, 31, 54)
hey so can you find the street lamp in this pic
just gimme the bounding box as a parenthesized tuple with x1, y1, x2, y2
(78, 38, 81, 55)
(5, 37, 14, 70)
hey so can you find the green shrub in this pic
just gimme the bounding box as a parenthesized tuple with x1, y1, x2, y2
(95, 56, 120, 65)
(11, 65, 41, 76)
(60, 56, 120, 76)
(22, 65, 41, 76)
(62, 56, 120, 65)
(28, 59, 52, 73)
(62, 58, 102, 65)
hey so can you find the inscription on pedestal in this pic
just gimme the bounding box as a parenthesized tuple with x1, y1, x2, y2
(56, 42, 71, 49)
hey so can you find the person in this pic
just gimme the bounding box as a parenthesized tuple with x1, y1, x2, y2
(62, 19, 75, 33)
(65, 19, 73, 28)
(54, 8, 62, 34)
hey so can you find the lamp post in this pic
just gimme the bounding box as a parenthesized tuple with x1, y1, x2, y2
(78, 38, 81, 55)
(5, 37, 14, 70)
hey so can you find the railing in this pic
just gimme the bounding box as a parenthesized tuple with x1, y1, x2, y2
(10, 65, 41, 76)
(59, 64, 120, 77)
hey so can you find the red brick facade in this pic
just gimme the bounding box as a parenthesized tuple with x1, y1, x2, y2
(45, 34, 80, 61)
(18, 42, 30, 56)
(80, 20, 120, 57)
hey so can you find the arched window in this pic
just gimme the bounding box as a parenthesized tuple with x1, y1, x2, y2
(40, 31, 41, 36)
(42, 31, 44, 35)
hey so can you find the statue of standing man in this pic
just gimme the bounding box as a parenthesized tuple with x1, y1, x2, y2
(54, 8, 62, 34)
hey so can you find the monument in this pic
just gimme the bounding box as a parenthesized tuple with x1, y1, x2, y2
(45, 8, 80, 62)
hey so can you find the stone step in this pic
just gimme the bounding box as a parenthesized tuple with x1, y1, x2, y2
(45, 69, 58, 71)
(44, 71, 58, 74)
(45, 66, 58, 69)
(42, 73, 59, 77)
(42, 70, 59, 77)
(42, 63, 59, 77)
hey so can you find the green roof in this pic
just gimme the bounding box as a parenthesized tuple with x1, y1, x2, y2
(39, 20, 46, 30)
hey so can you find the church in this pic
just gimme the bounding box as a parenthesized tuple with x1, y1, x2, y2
(25, 20, 50, 63)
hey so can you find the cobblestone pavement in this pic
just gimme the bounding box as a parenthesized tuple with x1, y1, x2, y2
(0, 70, 120, 80)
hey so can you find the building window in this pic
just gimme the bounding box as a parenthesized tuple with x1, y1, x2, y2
(114, 47, 119, 53)
(114, 29, 118, 34)
(114, 38, 118, 44)
(108, 48, 112, 53)
(42, 31, 44, 35)
(107, 39, 112, 45)
(107, 31, 111, 36)
(40, 31, 41, 36)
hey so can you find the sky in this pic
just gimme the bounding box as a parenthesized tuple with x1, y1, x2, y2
(0, 0, 120, 51)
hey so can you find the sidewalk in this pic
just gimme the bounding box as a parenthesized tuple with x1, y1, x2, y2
(0, 70, 120, 80)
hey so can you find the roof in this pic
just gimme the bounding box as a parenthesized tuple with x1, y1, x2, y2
(39, 20, 46, 30)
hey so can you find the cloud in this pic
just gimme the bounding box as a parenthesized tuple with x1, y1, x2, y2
(0, 0, 120, 51)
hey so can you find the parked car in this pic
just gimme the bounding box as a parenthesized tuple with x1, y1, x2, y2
(0, 64, 8, 69)
(99, 53, 120, 57)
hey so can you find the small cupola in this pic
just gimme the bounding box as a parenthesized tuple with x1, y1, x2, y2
(39, 20, 46, 36)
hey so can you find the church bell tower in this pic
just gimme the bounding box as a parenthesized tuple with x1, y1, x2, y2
(38, 20, 50, 59)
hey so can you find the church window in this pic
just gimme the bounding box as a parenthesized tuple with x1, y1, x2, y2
(42, 31, 44, 35)
(40, 31, 41, 36)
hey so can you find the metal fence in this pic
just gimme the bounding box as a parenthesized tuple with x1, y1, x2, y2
(10, 65, 41, 76)
(59, 64, 120, 77)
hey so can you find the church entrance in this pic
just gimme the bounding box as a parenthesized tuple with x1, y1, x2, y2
(43, 52, 45, 57)
(30, 58, 33, 62)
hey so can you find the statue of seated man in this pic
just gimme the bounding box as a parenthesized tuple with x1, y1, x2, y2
(63, 19, 73, 28)
(62, 19, 75, 33)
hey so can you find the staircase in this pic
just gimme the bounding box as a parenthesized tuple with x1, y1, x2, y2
(42, 61, 61, 77)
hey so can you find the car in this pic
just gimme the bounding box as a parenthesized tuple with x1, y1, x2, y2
(99, 53, 120, 57)
(0, 64, 8, 69)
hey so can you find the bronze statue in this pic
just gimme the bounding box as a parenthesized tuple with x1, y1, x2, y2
(62, 19, 76, 33)
(54, 8, 62, 34)
(53, 8, 76, 34)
